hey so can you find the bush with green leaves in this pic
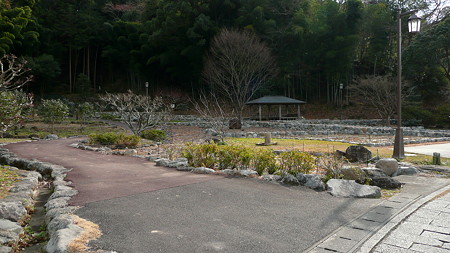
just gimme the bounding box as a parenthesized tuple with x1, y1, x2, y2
(254, 149, 278, 175)
(182, 143, 219, 169)
(317, 154, 347, 183)
(140, 129, 166, 142)
(38, 99, 69, 131)
(89, 132, 141, 148)
(278, 151, 316, 175)
(75, 102, 95, 129)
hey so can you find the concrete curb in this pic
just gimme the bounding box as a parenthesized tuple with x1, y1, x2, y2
(356, 184, 450, 253)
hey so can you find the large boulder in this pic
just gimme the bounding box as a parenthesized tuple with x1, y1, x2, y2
(375, 158, 398, 176)
(362, 168, 402, 189)
(345, 146, 372, 162)
(280, 173, 299, 185)
(0, 201, 27, 222)
(394, 162, 419, 176)
(296, 173, 326, 191)
(326, 179, 381, 198)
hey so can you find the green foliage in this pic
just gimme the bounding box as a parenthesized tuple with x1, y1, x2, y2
(254, 149, 278, 175)
(99, 113, 119, 121)
(75, 102, 94, 121)
(182, 143, 317, 174)
(318, 154, 346, 183)
(140, 129, 166, 142)
(278, 151, 316, 175)
(89, 132, 141, 148)
(38, 99, 69, 131)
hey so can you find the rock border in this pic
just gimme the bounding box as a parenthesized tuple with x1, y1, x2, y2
(0, 148, 113, 253)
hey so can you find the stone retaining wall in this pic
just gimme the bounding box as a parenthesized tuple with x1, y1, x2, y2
(169, 115, 450, 138)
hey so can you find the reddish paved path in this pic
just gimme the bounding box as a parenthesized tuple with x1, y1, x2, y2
(6, 138, 216, 206)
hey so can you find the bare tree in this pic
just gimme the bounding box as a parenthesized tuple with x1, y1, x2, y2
(349, 75, 412, 126)
(100, 91, 171, 135)
(0, 54, 33, 91)
(190, 91, 231, 142)
(202, 28, 277, 128)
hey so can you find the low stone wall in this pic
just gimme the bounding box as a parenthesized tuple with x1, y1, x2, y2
(0, 148, 111, 253)
(170, 115, 450, 139)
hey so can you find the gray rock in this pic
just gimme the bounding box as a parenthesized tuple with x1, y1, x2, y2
(46, 224, 83, 253)
(45, 207, 79, 224)
(45, 197, 70, 211)
(394, 163, 419, 176)
(49, 187, 78, 201)
(362, 167, 402, 189)
(124, 149, 138, 156)
(45, 134, 59, 140)
(327, 179, 381, 198)
(221, 169, 236, 175)
(238, 170, 258, 177)
(345, 145, 372, 162)
(376, 158, 398, 176)
(155, 158, 170, 167)
(47, 214, 74, 236)
(167, 161, 188, 168)
(174, 158, 188, 163)
(0, 201, 27, 222)
(176, 166, 193, 172)
(280, 173, 300, 185)
(0, 230, 19, 244)
(0, 246, 12, 253)
(261, 174, 282, 182)
(192, 167, 215, 174)
(204, 128, 218, 136)
(296, 173, 325, 191)
(0, 219, 22, 234)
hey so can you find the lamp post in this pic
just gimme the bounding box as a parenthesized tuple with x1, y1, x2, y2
(145, 82, 149, 96)
(393, 10, 421, 159)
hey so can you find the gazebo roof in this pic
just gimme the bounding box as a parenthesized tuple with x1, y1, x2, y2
(246, 96, 306, 105)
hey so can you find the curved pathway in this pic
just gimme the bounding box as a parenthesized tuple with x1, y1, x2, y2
(6, 138, 383, 253)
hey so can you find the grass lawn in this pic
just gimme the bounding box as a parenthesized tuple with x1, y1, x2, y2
(0, 165, 22, 199)
(0, 138, 30, 144)
(225, 137, 449, 165)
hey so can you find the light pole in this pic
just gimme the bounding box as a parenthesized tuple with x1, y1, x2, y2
(145, 82, 149, 96)
(392, 10, 421, 159)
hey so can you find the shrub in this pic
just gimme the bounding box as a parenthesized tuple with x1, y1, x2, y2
(38, 99, 69, 131)
(317, 154, 347, 183)
(89, 132, 140, 147)
(140, 129, 166, 142)
(182, 143, 219, 168)
(254, 149, 278, 175)
(278, 151, 316, 175)
(0, 91, 33, 134)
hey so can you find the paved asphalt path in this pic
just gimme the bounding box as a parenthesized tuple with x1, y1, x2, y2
(405, 142, 450, 158)
(7, 138, 382, 253)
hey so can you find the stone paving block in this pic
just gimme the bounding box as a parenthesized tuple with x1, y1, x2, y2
(360, 211, 392, 223)
(350, 218, 383, 232)
(420, 223, 450, 235)
(422, 200, 450, 211)
(389, 193, 420, 202)
(318, 235, 358, 252)
(407, 215, 433, 225)
(410, 243, 450, 253)
(336, 226, 371, 241)
(382, 236, 414, 249)
(443, 242, 450, 249)
(389, 231, 443, 247)
(414, 209, 440, 218)
(421, 230, 450, 242)
(394, 222, 425, 236)
(430, 218, 450, 228)
(375, 243, 420, 253)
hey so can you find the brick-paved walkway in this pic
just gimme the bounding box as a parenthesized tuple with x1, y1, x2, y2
(373, 190, 450, 252)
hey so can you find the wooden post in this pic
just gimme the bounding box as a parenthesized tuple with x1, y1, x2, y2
(297, 104, 301, 118)
(433, 152, 441, 165)
(258, 105, 262, 121)
(278, 105, 282, 120)
(268, 105, 271, 120)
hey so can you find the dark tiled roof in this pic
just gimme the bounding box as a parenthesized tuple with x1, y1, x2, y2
(246, 96, 306, 105)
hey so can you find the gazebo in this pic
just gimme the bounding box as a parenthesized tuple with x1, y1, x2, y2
(246, 96, 306, 121)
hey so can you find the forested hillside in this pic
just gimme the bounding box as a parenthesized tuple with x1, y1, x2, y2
(1, 0, 448, 110)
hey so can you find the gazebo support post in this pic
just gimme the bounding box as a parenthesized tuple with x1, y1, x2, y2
(258, 105, 262, 121)
(297, 104, 301, 118)
(278, 105, 282, 120)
